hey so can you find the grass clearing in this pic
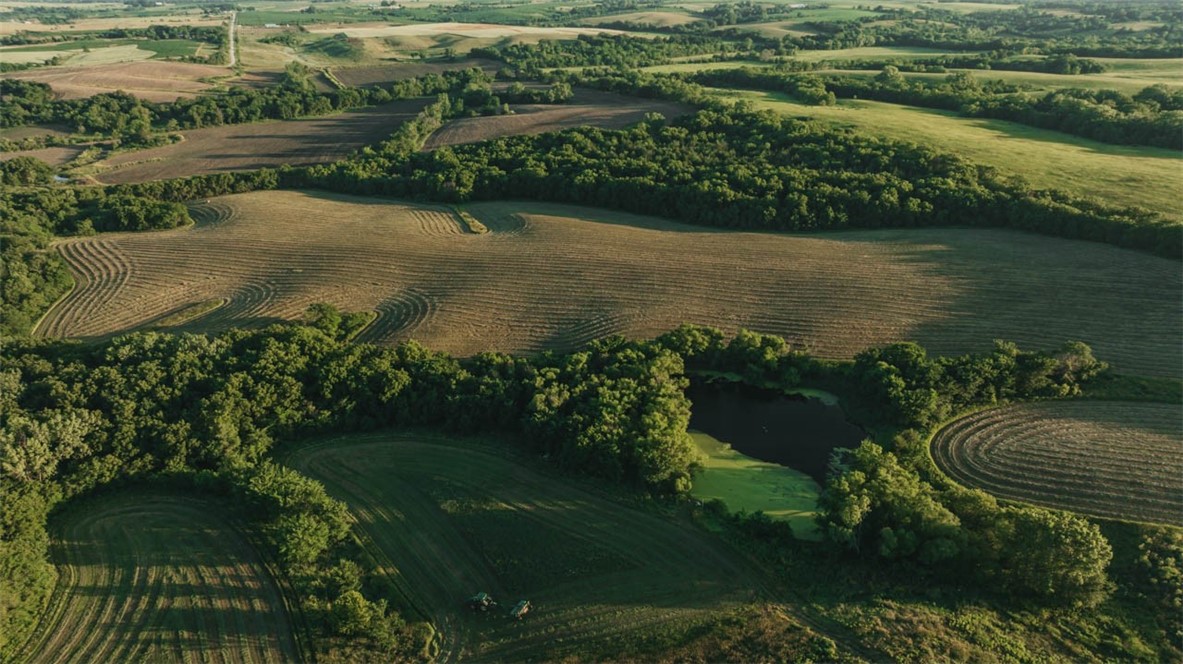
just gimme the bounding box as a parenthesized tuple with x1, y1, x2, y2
(690, 432, 822, 539)
(931, 401, 1183, 526)
(721, 88, 1183, 221)
(281, 430, 762, 661)
(15, 493, 298, 664)
(34, 191, 1181, 377)
(92, 98, 429, 183)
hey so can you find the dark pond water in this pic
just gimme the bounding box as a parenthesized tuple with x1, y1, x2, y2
(687, 382, 867, 484)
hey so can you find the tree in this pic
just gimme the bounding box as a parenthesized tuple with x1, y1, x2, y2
(998, 506, 1112, 606)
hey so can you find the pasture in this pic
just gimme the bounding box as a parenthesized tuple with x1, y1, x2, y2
(15, 494, 299, 663)
(92, 99, 429, 183)
(424, 88, 692, 148)
(34, 191, 1181, 377)
(2, 61, 225, 101)
(931, 401, 1183, 526)
(722, 89, 1183, 221)
(690, 432, 822, 539)
(282, 431, 761, 661)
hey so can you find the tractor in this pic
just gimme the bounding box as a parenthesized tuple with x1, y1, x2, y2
(465, 592, 497, 612)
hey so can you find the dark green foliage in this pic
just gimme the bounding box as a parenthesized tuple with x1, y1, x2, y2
(0, 157, 53, 186)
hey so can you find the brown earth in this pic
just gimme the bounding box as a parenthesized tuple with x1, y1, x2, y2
(1, 60, 226, 101)
(0, 145, 84, 166)
(93, 99, 429, 184)
(424, 89, 693, 148)
(34, 191, 1182, 377)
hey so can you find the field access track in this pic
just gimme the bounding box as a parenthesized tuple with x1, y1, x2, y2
(282, 432, 760, 661)
(931, 401, 1183, 526)
(33, 191, 1181, 377)
(16, 494, 298, 664)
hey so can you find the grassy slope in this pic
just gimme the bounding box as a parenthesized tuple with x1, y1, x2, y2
(282, 431, 765, 662)
(690, 431, 823, 539)
(15, 493, 299, 664)
(719, 88, 1183, 221)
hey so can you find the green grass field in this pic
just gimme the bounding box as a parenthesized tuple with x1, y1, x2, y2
(282, 431, 763, 662)
(719, 88, 1183, 221)
(16, 493, 299, 664)
(817, 65, 1182, 94)
(690, 432, 822, 539)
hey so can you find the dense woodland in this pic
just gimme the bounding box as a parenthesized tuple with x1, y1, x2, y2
(1, 320, 1178, 659)
(1, 2, 1181, 659)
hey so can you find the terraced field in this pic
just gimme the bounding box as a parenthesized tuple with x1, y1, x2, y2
(34, 191, 1181, 376)
(931, 401, 1183, 526)
(282, 432, 761, 661)
(16, 494, 298, 664)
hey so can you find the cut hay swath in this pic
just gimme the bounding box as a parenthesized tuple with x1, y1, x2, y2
(33, 191, 1181, 377)
(16, 494, 299, 664)
(281, 431, 760, 661)
(931, 401, 1183, 526)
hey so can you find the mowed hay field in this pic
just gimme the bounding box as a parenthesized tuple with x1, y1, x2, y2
(424, 89, 692, 148)
(16, 494, 298, 664)
(93, 99, 428, 184)
(726, 89, 1183, 221)
(1, 61, 225, 101)
(931, 401, 1183, 526)
(282, 432, 760, 661)
(34, 191, 1182, 376)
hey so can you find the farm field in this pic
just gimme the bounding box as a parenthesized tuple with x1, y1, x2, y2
(577, 10, 698, 27)
(306, 21, 625, 42)
(33, 191, 1181, 377)
(721, 89, 1183, 221)
(931, 401, 1183, 526)
(2, 61, 225, 101)
(689, 432, 822, 539)
(424, 88, 692, 148)
(812, 66, 1183, 95)
(15, 494, 299, 664)
(91, 99, 428, 183)
(0, 145, 83, 165)
(282, 431, 763, 661)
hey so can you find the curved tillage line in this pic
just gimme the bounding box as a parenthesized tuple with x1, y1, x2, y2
(36, 238, 136, 339)
(354, 288, 438, 345)
(178, 281, 281, 333)
(186, 200, 236, 228)
(932, 402, 1183, 526)
(20, 497, 298, 664)
(41, 191, 1181, 378)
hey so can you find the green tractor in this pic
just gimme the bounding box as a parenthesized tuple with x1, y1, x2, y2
(466, 592, 497, 612)
(510, 599, 531, 620)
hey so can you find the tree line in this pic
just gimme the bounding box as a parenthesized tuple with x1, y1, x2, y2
(690, 66, 1183, 150)
(1, 316, 1161, 659)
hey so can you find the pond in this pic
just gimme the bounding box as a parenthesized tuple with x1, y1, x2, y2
(686, 382, 867, 484)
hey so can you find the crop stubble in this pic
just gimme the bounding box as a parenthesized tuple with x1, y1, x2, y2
(931, 401, 1183, 525)
(34, 191, 1181, 377)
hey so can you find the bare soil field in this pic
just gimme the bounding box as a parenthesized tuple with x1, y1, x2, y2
(424, 89, 693, 148)
(93, 99, 428, 183)
(931, 401, 1183, 526)
(2, 61, 225, 101)
(331, 57, 499, 87)
(34, 191, 1181, 377)
(0, 145, 83, 165)
(14, 494, 299, 664)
